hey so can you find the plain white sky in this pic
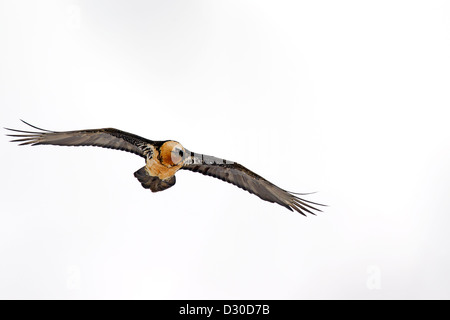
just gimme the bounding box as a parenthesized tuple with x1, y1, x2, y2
(0, 0, 449, 299)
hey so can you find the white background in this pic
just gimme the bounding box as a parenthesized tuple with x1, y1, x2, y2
(1, 0, 449, 299)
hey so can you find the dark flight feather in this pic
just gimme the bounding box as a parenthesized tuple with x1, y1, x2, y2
(5, 120, 151, 158)
(181, 153, 324, 216)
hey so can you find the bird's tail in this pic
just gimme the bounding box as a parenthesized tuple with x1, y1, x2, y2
(134, 166, 176, 192)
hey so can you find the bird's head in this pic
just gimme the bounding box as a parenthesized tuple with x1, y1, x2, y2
(159, 141, 186, 167)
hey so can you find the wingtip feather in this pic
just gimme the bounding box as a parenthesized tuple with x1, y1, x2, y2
(19, 119, 53, 132)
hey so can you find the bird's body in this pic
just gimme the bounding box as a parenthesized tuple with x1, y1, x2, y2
(145, 142, 184, 179)
(6, 121, 324, 215)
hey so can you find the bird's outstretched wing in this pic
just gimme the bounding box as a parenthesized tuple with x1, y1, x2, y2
(181, 153, 325, 216)
(5, 120, 152, 158)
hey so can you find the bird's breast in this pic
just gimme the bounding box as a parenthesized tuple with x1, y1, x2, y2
(146, 158, 181, 180)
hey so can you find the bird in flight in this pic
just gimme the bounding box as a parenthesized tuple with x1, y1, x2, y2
(5, 120, 324, 216)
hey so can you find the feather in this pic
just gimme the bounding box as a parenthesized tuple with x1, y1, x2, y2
(182, 152, 325, 216)
(5, 121, 152, 158)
